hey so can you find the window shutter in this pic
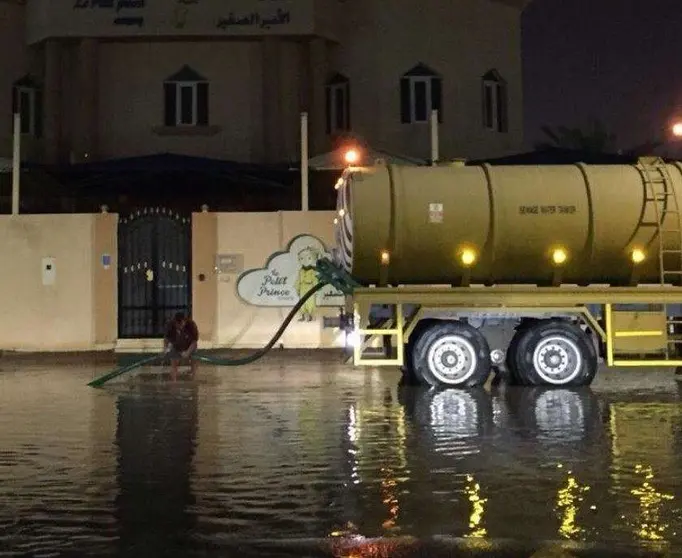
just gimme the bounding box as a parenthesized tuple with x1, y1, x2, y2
(19, 91, 31, 134)
(497, 83, 508, 133)
(34, 88, 43, 138)
(431, 77, 442, 123)
(196, 82, 209, 126)
(481, 80, 488, 128)
(325, 85, 331, 134)
(400, 77, 411, 123)
(334, 87, 344, 131)
(345, 84, 351, 130)
(483, 82, 493, 129)
(163, 82, 176, 126)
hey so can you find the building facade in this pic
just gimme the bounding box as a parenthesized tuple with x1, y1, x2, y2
(0, 0, 531, 166)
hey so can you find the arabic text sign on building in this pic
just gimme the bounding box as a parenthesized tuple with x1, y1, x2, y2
(27, 0, 314, 43)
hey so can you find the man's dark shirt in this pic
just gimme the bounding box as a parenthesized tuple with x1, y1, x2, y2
(164, 319, 199, 352)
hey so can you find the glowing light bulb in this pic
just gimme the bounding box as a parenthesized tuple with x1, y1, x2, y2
(461, 249, 477, 267)
(344, 149, 359, 165)
(552, 248, 568, 265)
(631, 248, 646, 264)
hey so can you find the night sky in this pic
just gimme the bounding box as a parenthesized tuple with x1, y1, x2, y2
(522, 0, 682, 157)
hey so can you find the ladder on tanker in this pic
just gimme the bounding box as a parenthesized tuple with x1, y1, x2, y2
(637, 157, 682, 359)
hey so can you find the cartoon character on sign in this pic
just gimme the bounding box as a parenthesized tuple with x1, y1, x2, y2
(294, 246, 320, 321)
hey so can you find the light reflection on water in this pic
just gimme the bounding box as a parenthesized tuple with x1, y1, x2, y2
(0, 362, 681, 556)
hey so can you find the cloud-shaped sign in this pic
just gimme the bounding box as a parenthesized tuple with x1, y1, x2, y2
(236, 234, 345, 308)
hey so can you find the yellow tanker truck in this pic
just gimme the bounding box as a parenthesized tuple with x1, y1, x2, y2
(325, 156, 682, 388)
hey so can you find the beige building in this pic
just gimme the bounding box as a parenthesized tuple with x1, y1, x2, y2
(0, 0, 533, 353)
(0, 0, 531, 167)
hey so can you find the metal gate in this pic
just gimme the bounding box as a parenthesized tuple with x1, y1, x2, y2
(118, 207, 192, 338)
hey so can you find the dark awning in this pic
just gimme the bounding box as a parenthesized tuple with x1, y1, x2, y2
(52, 153, 293, 189)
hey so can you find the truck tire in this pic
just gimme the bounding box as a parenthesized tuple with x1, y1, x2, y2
(505, 319, 539, 385)
(507, 319, 597, 387)
(410, 321, 491, 388)
(400, 320, 433, 385)
(401, 344, 420, 385)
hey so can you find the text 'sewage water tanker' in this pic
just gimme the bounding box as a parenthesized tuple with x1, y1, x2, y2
(334, 162, 682, 286)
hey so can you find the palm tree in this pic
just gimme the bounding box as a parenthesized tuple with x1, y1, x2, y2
(621, 139, 664, 157)
(535, 119, 663, 157)
(534, 119, 617, 153)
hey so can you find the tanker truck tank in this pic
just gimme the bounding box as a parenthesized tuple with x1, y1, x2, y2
(334, 161, 682, 286)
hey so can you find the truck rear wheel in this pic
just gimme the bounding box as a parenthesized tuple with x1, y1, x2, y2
(504, 319, 538, 385)
(401, 320, 433, 385)
(506, 320, 597, 387)
(411, 321, 491, 388)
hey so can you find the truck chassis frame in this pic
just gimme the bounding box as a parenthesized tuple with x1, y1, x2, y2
(348, 285, 682, 383)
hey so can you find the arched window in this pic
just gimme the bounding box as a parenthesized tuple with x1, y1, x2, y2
(163, 65, 209, 127)
(400, 63, 442, 124)
(482, 69, 508, 132)
(325, 73, 350, 134)
(12, 75, 43, 137)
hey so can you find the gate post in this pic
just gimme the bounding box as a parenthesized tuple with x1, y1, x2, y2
(192, 210, 218, 346)
(94, 210, 117, 347)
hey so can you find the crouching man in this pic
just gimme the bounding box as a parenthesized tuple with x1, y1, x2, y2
(163, 311, 199, 380)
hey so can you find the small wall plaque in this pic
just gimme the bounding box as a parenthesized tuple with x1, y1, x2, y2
(215, 253, 244, 274)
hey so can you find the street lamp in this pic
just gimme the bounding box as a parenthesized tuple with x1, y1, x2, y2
(344, 148, 359, 165)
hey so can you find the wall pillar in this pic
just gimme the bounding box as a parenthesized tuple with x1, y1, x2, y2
(261, 37, 283, 163)
(43, 39, 62, 164)
(93, 211, 118, 348)
(191, 211, 218, 344)
(74, 38, 99, 162)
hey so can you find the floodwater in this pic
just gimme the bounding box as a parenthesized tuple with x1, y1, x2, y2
(2, 354, 682, 557)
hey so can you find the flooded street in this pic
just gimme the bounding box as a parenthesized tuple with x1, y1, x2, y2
(2, 353, 682, 557)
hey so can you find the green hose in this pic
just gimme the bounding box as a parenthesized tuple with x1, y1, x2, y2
(194, 279, 328, 366)
(87, 280, 329, 388)
(87, 353, 161, 388)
